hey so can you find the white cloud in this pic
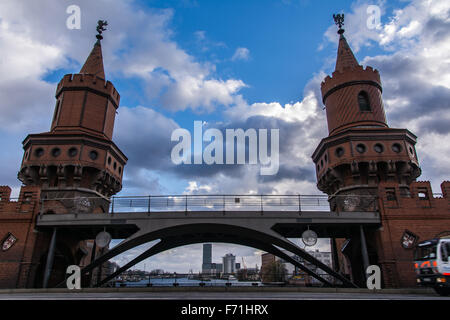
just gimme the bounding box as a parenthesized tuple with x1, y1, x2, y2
(231, 47, 250, 61)
(224, 89, 319, 123)
(184, 181, 213, 194)
(161, 77, 246, 112)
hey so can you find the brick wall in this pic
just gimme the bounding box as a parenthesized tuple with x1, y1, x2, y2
(376, 181, 450, 287)
(0, 186, 42, 288)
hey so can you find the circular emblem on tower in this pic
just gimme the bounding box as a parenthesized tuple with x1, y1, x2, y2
(74, 197, 92, 213)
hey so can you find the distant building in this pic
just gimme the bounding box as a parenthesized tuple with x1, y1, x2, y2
(150, 269, 164, 275)
(222, 253, 236, 274)
(202, 244, 213, 274)
(261, 249, 334, 285)
(261, 253, 276, 270)
(202, 244, 240, 275)
(210, 263, 223, 274)
(304, 250, 333, 284)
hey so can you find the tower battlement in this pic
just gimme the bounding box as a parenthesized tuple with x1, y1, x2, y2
(56, 74, 120, 107)
(321, 65, 381, 102)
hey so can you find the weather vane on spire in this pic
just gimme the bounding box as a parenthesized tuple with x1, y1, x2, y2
(333, 13, 345, 35)
(96, 20, 108, 40)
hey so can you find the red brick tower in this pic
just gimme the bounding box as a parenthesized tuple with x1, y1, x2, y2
(311, 16, 421, 286)
(18, 26, 127, 214)
(312, 22, 421, 206)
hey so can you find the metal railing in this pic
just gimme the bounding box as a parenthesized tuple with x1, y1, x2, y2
(40, 194, 379, 215)
(109, 194, 330, 213)
(103, 272, 339, 288)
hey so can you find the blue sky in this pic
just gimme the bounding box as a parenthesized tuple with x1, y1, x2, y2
(1, 0, 450, 272)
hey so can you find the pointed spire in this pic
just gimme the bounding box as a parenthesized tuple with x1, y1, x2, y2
(332, 13, 359, 72)
(335, 34, 359, 72)
(79, 20, 108, 79)
(80, 41, 105, 79)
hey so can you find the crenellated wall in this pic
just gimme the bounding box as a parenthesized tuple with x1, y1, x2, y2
(0, 186, 42, 288)
(375, 181, 450, 287)
(56, 73, 120, 106)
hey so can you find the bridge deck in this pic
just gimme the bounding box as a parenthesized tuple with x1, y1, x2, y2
(36, 210, 381, 239)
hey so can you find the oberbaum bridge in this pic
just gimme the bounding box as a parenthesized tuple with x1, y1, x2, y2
(1, 16, 449, 290)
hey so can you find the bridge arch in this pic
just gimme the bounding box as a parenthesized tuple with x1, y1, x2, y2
(74, 223, 357, 288)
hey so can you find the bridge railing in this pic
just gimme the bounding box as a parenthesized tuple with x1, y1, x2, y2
(105, 272, 339, 287)
(39, 194, 379, 215)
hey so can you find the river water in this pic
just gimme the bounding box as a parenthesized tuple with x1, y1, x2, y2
(115, 277, 262, 287)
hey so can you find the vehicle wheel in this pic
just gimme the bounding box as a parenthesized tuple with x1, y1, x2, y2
(434, 287, 450, 296)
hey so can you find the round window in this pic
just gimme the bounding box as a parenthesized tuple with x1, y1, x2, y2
(51, 148, 61, 157)
(113, 162, 117, 170)
(89, 150, 98, 160)
(409, 146, 414, 155)
(374, 143, 384, 153)
(324, 154, 328, 163)
(107, 156, 112, 165)
(118, 167, 122, 174)
(68, 147, 78, 157)
(356, 144, 366, 154)
(335, 147, 345, 157)
(392, 143, 402, 153)
(34, 148, 44, 158)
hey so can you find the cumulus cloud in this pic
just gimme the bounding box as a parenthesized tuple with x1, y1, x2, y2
(160, 78, 246, 112)
(171, 71, 327, 195)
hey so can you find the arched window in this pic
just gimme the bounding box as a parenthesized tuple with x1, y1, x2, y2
(358, 91, 371, 111)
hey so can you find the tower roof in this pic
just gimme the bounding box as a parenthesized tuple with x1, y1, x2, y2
(80, 40, 105, 79)
(335, 33, 359, 72)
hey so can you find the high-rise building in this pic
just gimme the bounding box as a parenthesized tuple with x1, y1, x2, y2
(202, 243, 212, 274)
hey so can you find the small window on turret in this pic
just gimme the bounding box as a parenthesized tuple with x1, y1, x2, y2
(23, 192, 32, 203)
(386, 188, 396, 201)
(358, 91, 371, 111)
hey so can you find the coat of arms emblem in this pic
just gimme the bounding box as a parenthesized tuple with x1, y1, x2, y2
(1, 233, 18, 252)
(401, 230, 418, 249)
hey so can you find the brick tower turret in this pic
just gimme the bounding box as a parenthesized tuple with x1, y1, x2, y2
(311, 16, 423, 287)
(17, 26, 127, 214)
(311, 22, 421, 208)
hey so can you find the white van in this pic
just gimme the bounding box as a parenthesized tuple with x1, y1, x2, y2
(414, 237, 450, 296)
